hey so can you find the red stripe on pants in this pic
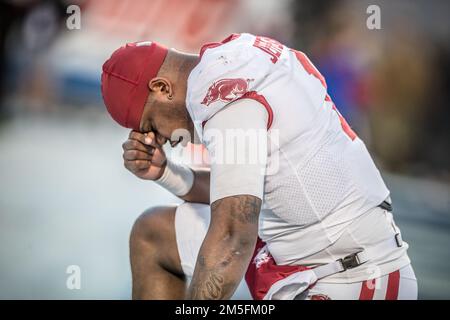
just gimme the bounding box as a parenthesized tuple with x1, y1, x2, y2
(385, 270, 400, 300)
(359, 279, 376, 300)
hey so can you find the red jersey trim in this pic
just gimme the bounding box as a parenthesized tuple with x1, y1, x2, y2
(359, 279, 376, 300)
(201, 91, 274, 130)
(238, 91, 274, 129)
(199, 33, 241, 59)
(385, 270, 400, 300)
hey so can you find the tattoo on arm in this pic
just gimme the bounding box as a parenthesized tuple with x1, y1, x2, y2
(211, 195, 261, 224)
(190, 269, 225, 299)
(187, 195, 262, 300)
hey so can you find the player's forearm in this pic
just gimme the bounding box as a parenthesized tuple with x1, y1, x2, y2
(186, 230, 256, 299)
(186, 195, 261, 299)
(180, 167, 210, 204)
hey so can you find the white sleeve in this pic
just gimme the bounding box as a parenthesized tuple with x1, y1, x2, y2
(203, 98, 268, 204)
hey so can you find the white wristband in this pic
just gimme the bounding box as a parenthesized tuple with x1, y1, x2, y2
(155, 159, 194, 196)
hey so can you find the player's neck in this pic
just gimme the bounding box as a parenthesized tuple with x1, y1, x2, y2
(178, 53, 200, 83)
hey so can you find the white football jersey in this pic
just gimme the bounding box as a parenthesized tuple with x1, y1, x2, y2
(186, 33, 399, 275)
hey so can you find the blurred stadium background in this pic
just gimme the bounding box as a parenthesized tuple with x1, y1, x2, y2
(0, 0, 448, 299)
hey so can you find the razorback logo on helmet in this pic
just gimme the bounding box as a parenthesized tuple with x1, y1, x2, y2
(201, 78, 252, 106)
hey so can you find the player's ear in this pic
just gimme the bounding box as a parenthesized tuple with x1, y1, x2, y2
(148, 77, 173, 100)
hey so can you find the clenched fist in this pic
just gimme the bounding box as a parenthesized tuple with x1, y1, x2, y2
(122, 131, 167, 180)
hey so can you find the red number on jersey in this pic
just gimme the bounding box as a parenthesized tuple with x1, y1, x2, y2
(292, 49, 357, 141)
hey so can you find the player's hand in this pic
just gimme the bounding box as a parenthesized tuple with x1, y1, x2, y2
(122, 130, 167, 180)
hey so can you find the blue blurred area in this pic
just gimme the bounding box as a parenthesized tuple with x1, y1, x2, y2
(59, 73, 102, 105)
(317, 51, 360, 120)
